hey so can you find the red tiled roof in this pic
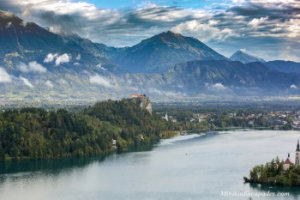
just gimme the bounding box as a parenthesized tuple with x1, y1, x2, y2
(284, 158, 292, 164)
(131, 94, 145, 98)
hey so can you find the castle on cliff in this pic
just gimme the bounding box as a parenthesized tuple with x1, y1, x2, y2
(130, 94, 152, 114)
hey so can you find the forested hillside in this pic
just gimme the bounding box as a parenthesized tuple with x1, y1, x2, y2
(0, 99, 169, 161)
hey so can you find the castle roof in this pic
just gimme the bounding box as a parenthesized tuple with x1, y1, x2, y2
(131, 94, 146, 98)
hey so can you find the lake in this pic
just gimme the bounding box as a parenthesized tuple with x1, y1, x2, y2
(0, 130, 300, 200)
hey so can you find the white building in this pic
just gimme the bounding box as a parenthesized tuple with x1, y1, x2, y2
(162, 112, 169, 121)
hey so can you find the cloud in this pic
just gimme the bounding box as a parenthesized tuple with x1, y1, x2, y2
(5, 21, 12, 28)
(248, 17, 268, 27)
(19, 76, 34, 88)
(18, 61, 47, 73)
(55, 53, 71, 66)
(0, 67, 12, 82)
(290, 84, 298, 89)
(45, 80, 54, 88)
(211, 83, 227, 90)
(89, 74, 113, 88)
(96, 64, 106, 71)
(43, 53, 71, 66)
(171, 20, 238, 42)
(44, 53, 58, 63)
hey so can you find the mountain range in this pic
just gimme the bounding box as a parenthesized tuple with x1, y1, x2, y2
(0, 10, 300, 102)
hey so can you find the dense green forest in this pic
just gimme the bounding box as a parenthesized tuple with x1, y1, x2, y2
(244, 158, 300, 186)
(0, 99, 174, 161)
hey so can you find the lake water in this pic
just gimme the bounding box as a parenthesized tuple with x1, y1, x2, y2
(0, 130, 300, 200)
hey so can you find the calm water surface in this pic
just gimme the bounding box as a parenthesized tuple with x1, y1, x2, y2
(0, 130, 300, 200)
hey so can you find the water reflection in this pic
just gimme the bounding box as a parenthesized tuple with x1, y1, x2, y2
(0, 156, 105, 183)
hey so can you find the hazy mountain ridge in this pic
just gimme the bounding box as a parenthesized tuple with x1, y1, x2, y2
(164, 60, 300, 95)
(1, 10, 300, 102)
(264, 60, 300, 74)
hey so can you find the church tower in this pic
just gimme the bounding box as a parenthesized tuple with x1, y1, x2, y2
(165, 112, 169, 121)
(296, 140, 300, 165)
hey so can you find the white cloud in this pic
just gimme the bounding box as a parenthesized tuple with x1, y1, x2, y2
(18, 62, 28, 72)
(76, 54, 81, 61)
(55, 53, 71, 66)
(211, 83, 227, 90)
(45, 80, 54, 88)
(44, 53, 58, 63)
(0, 67, 12, 83)
(96, 64, 106, 71)
(89, 74, 113, 88)
(5, 22, 12, 28)
(290, 84, 298, 89)
(19, 76, 34, 88)
(28, 61, 47, 73)
(44, 53, 71, 66)
(18, 61, 47, 73)
(248, 17, 268, 27)
(171, 20, 238, 42)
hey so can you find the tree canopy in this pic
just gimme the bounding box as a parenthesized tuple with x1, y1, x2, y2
(0, 99, 168, 161)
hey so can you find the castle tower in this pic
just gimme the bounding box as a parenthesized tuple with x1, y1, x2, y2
(296, 140, 300, 165)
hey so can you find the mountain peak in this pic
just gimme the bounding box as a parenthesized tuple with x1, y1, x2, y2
(157, 31, 181, 37)
(230, 49, 265, 64)
(0, 10, 27, 28)
(236, 49, 246, 53)
(112, 31, 227, 73)
(148, 31, 185, 44)
(0, 10, 14, 19)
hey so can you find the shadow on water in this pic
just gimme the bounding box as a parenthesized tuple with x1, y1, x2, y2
(0, 155, 106, 177)
(248, 183, 300, 199)
(0, 142, 155, 179)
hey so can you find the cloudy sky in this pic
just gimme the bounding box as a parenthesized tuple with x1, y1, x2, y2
(0, 0, 299, 61)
